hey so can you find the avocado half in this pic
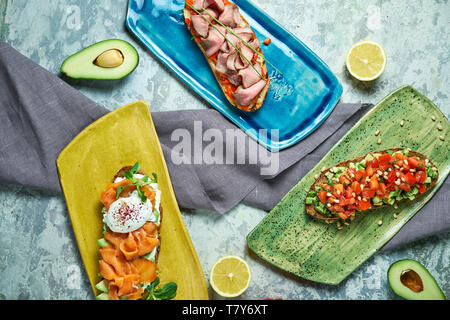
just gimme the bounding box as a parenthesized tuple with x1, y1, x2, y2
(388, 259, 446, 300)
(61, 39, 139, 80)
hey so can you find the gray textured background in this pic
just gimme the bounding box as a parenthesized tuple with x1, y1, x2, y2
(0, 0, 449, 300)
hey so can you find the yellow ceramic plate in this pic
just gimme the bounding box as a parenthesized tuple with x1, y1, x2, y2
(57, 101, 208, 299)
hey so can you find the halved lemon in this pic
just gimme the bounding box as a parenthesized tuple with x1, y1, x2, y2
(346, 40, 387, 81)
(209, 255, 251, 298)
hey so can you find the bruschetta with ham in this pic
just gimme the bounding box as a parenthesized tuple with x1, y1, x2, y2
(184, 0, 270, 112)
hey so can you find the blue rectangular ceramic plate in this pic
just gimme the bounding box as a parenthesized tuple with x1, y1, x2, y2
(126, 0, 343, 151)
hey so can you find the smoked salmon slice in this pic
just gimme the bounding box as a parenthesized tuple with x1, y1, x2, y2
(98, 222, 159, 299)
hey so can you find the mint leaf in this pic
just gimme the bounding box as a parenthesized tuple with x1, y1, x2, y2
(125, 170, 135, 181)
(153, 282, 177, 300)
(131, 162, 140, 174)
(144, 277, 177, 300)
(151, 173, 158, 183)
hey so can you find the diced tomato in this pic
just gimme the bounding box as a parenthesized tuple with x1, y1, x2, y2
(331, 205, 344, 213)
(379, 162, 390, 171)
(416, 160, 426, 171)
(378, 154, 392, 163)
(354, 170, 366, 182)
(357, 200, 371, 211)
(321, 184, 332, 192)
(387, 170, 397, 183)
(379, 182, 387, 194)
(361, 189, 375, 198)
(415, 170, 426, 184)
(318, 191, 327, 204)
(418, 184, 426, 194)
(351, 181, 362, 194)
(263, 38, 271, 45)
(369, 175, 379, 190)
(366, 165, 375, 177)
(345, 186, 353, 198)
(327, 196, 337, 204)
(370, 158, 379, 168)
(333, 184, 344, 194)
(338, 212, 348, 220)
(347, 168, 356, 176)
(339, 175, 351, 186)
(394, 152, 407, 161)
(408, 156, 419, 169)
(397, 160, 404, 167)
(399, 183, 411, 192)
(404, 172, 416, 185)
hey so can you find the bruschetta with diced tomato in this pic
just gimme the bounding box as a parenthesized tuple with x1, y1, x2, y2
(305, 149, 439, 221)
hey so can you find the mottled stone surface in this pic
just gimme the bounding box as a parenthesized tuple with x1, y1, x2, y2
(0, 0, 448, 300)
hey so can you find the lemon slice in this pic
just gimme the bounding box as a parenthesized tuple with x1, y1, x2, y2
(210, 255, 251, 297)
(346, 40, 387, 81)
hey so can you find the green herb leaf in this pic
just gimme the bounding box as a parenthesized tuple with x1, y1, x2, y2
(151, 173, 158, 183)
(136, 185, 147, 203)
(153, 282, 178, 300)
(124, 170, 135, 181)
(142, 175, 149, 183)
(116, 184, 132, 199)
(131, 162, 140, 174)
(144, 277, 177, 301)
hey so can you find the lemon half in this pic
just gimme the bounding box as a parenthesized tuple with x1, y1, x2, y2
(209, 255, 251, 298)
(346, 40, 387, 81)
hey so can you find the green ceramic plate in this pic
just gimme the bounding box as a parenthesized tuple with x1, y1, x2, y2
(247, 86, 449, 285)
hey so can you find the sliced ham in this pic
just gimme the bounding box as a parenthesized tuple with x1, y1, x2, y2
(215, 52, 229, 74)
(219, 4, 239, 27)
(233, 5, 242, 26)
(247, 38, 260, 51)
(233, 80, 267, 106)
(191, 15, 210, 38)
(226, 51, 238, 72)
(201, 26, 226, 57)
(239, 63, 262, 88)
(203, 0, 224, 12)
(194, 0, 224, 12)
(193, 0, 205, 10)
(228, 73, 242, 86)
(233, 27, 254, 42)
(235, 45, 254, 70)
(220, 32, 239, 53)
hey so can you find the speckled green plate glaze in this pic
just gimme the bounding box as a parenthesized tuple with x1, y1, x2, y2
(247, 85, 449, 285)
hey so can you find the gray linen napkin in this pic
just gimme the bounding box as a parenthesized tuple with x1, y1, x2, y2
(0, 41, 448, 252)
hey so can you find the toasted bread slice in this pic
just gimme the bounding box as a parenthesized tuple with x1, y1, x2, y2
(305, 149, 439, 221)
(113, 166, 162, 263)
(184, 5, 270, 112)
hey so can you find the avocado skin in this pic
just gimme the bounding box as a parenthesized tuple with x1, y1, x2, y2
(60, 39, 139, 80)
(388, 259, 446, 300)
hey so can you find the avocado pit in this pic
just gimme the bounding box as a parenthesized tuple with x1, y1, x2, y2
(400, 269, 423, 293)
(94, 49, 124, 68)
